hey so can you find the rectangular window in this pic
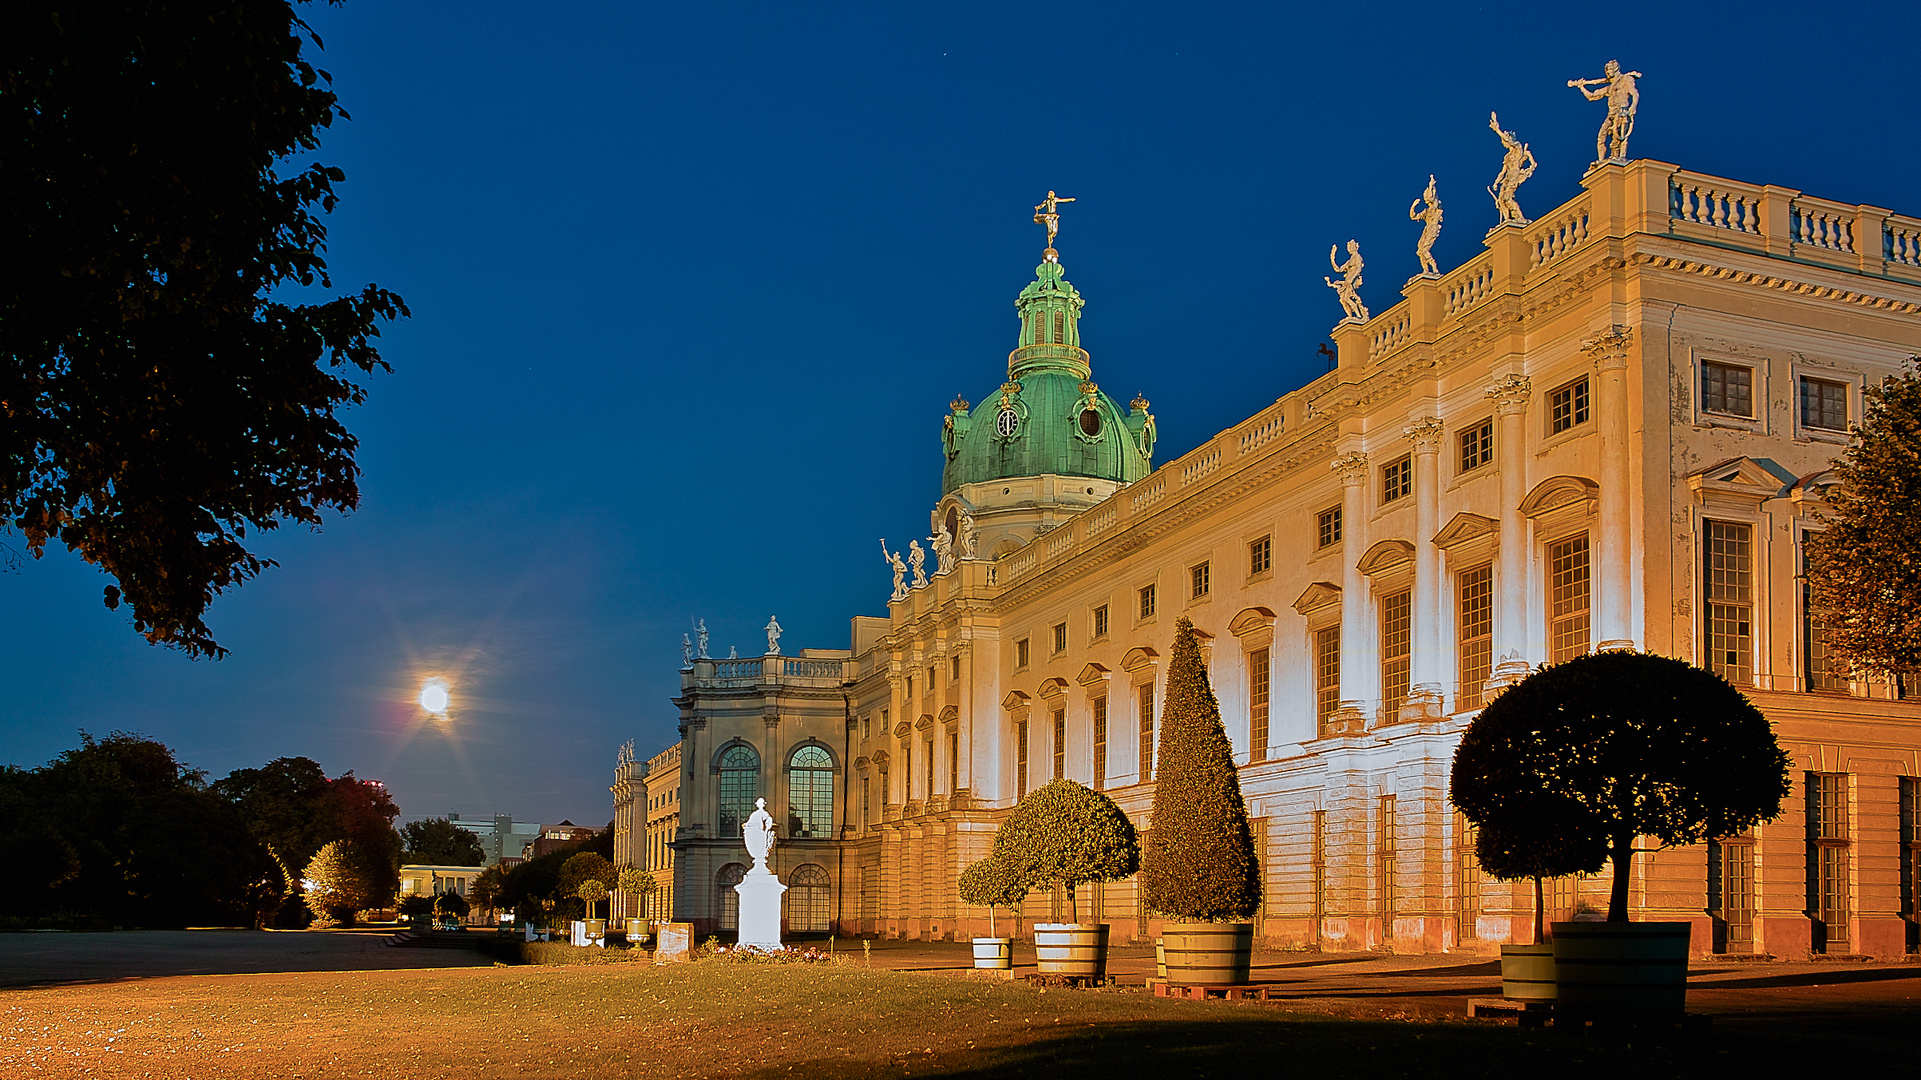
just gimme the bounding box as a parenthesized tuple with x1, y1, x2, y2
(1092, 696, 1108, 791)
(1052, 708, 1066, 780)
(902, 742, 912, 803)
(1016, 638, 1030, 668)
(1317, 506, 1343, 549)
(1138, 682, 1156, 782)
(1093, 604, 1109, 639)
(1807, 772, 1851, 952)
(1548, 535, 1591, 664)
(1380, 590, 1411, 724)
(1311, 810, 1327, 939)
(1379, 795, 1397, 935)
(1191, 561, 1211, 599)
(1248, 647, 1270, 763)
(1707, 836, 1755, 952)
(952, 655, 962, 682)
(1457, 564, 1494, 711)
(926, 738, 935, 798)
(1249, 535, 1271, 577)
(948, 732, 958, 793)
(1053, 310, 1064, 343)
(1016, 720, 1029, 797)
(906, 674, 914, 699)
(1702, 360, 1754, 417)
(1456, 814, 1481, 941)
(1803, 545, 1846, 692)
(1801, 376, 1848, 431)
(1053, 621, 1068, 655)
(1314, 624, 1341, 735)
(1381, 456, 1412, 504)
(1549, 377, 1591, 435)
(862, 776, 872, 826)
(1705, 521, 1753, 685)
(1139, 583, 1157, 619)
(1459, 418, 1495, 472)
(1900, 778, 1919, 944)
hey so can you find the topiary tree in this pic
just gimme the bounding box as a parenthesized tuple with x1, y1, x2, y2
(957, 856, 1028, 937)
(1469, 822, 1606, 945)
(576, 879, 606, 921)
(991, 779, 1138, 923)
(616, 867, 656, 919)
(1139, 617, 1261, 922)
(302, 839, 381, 925)
(1451, 651, 1791, 923)
(556, 851, 615, 920)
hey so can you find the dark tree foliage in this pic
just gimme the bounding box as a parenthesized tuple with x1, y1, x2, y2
(0, 1, 407, 658)
(0, 733, 274, 927)
(397, 817, 485, 867)
(1139, 617, 1261, 922)
(1805, 361, 1921, 674)
(1450, 651, 1791, 922)
(396, 893, 433, 918)
(991, 779, 1138, 923)
(494, 826, 608, 923)
(211, 754, 400, 924)
(303, 837, 382, 924)
(557, 852, 615, 922)
(432, 889, 469, 919)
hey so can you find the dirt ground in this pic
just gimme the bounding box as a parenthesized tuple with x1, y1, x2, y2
(1, 933, 1915, 1078)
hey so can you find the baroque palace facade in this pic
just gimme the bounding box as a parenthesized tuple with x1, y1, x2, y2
(616, 157, 1921, 958)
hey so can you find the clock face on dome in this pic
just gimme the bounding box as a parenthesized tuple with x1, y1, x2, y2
(995, 408, 1020, 438)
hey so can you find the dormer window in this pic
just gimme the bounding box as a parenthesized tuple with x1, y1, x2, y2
(1053, 311, 1065, 343)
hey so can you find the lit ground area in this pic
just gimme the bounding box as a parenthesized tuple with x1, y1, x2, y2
(1, 936, 1914, 1078)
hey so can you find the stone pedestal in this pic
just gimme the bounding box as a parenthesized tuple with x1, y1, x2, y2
(735, 868, 788, 949)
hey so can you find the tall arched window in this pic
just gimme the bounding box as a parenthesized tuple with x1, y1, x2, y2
(717, 863, 745, 931)
(718, 744, 759, 836)
(787, 745, 834, 839)
(788, 863, 831, 933)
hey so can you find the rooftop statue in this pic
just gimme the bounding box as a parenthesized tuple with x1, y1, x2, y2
(695, 618, 709, 660)
(1325, 240, 1369, 322)
(959, 512, 979, 561)
(930, 523, 955, 576)
(1569, 60, 1642, 169)
(881, 539, 909, 602)
(1409, 175, 1443, 276)
(764, 615, 782, 656)
(1034, 190, 1075, 258)
(908, 540, 928, 588)
(1487, 112, 1537, 226)
(681, 633, 693, 669)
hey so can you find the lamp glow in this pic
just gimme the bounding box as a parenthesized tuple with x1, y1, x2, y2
(419, 678, 451, 716)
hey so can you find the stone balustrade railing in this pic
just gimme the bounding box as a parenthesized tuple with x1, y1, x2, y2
(692, 655, 847, 687)
(1671, 176, 1762, 234)
(1444, 261, 1496, 317)
(1791, 197, 1857, 253)
(1370, 310, 1411, 355)
(1529, 200, 1591, 268)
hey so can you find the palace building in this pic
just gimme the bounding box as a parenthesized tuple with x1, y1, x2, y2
(616, 157, 1921, 957)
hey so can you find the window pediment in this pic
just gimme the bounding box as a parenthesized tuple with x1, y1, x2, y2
(1519, 475, 1600, 519)
(938, 704, 959, 725)
(1432, 512, 1498, 550)
(1357, 539, 1416, 577)
(1035, 677, 1070, 701)
(1292, 581, 1342, 616)
(1120, 647, 1159, 673)
(1076, 663, 1111, 688)
(1000, 689, 1031, 711)
(892, 720, 914, 739)
(1227, 606, 1277, 637)
(1688, 456, 1794, 507)
(914, 712, 935, 731)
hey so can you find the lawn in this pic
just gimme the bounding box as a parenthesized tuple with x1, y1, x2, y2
(0, 956, 1906, 1078)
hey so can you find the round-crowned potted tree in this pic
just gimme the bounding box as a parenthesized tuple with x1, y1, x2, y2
(958, 856, 1026, 970)
(1451, 651, 1790, 1017)
(1139, 617, 1262, 987)
(1467, 822, 1603, 1001)
(575, 878, 608, 946)
(992, 778, 1140, 981)
(617, 867, 657, 944)
(431, 889, 470, 929)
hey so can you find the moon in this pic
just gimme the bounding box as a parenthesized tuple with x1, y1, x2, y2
(419, 678, 450, 716)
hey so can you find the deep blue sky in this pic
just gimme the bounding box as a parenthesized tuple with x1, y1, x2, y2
(5, 1, 1919, 825)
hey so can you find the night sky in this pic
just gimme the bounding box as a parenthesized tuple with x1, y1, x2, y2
(5, 1, 1919, 826)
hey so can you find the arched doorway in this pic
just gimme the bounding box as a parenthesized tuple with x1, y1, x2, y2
(788, 863, 830, 933)
(717, 863, 746, 932)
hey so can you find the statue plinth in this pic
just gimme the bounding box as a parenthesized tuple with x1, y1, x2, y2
(735, 867, 787, 949)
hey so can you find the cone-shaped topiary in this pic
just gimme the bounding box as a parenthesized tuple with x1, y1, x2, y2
(991, 779, 1139, 923)
(1450, 651, 1790, 922)
(958, 855, 1029, 937)
(1140, 616, 1261, 922)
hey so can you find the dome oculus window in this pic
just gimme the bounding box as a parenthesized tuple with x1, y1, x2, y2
(1079, 407, 1103, 437)
(995, 408, 1020, 438)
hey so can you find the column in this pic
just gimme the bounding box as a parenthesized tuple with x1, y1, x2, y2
(1487, 375, 1533, 687)
(1333, 450, 1370, 732)
(1586, 329, 1635, 652)
(1404, 417, 1445, 716)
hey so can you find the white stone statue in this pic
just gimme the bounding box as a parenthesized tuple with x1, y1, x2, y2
(908, 540, 927, 587)
(727, 645, 738, 659)
(1569, 60, 1642, 169)
(743, 796, 776, 871)
(929, 524, 954, 576)
(959, 512, 979, 560)
(1324, 240, 1369, 322)
(695, 618, 709, 660)
(680, 633, 693, 668)
(1408, 175, 1442, 276)
(880, 539, 908, 602)
(1487, 112, 1537, 226)
(764, 615, 782, 656)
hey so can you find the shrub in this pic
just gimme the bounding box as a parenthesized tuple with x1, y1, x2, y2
(396, 894, 433, 918)
(432, 891, 470, 919)
(1139, 617, 1260, 922)
(303, 839, 384, 925)
(992, 779, 1138, 923)
(1450, 651, 1791, 922)
(957, 856, 1027, 937)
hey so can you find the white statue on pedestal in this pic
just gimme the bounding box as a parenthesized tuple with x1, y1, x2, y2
(1569, 60, 1641, 169)
(1409, 175, 1442, 275)
(908, 540, 928, 587)
(695, 619, 709, 660)
(680, 634, 693, 669)
(881, 539, 908, 602)
(734, 797, 787, 949)
(1487, 112, 1536, 226)
(959, 512, 979, 560)
(764, 615, 782, 656)
(930, 524, 954, 576)
(1325, 240, 1369, 322)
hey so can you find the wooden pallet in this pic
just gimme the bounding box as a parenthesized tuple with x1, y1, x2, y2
(1466, 997, 1555, 1028)
(1150, 980, 1273, 1001)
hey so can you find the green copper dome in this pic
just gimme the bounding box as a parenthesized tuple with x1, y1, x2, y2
(940, 256, 1156, 494)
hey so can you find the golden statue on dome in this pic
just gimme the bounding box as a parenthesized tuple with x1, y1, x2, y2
(1034, 190, 1075, 259)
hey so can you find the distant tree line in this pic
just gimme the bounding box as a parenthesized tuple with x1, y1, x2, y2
(0, 733, 400, 929)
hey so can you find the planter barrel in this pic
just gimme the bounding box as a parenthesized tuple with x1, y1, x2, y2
(1499, 942, 1556, 1000)
(1032, 923, 1109, 980)
(1155, 937, 1166, 980)
(1551, 921, 1690, 1016)
(1161, 922, 1254, 986)
(972, 937, 1013, 970)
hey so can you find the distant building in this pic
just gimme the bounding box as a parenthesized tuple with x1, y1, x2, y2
(399, 864, 484, 899)
(532, 820, 596, 859)
(447, 813, 542, 867)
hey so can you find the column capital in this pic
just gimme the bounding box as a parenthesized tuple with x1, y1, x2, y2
(1485, 374, 1532, 416)
(1403, 416, 1445, 452)
(1583, 325, 1633, 371)
(1331, 451, 1369, 486)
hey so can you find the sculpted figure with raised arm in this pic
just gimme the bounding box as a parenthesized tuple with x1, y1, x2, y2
(1408, 174, 1443, 275)
(1324, 240, 1369, 322)
(1568, 59, 1642, 168)
(1487, 112, 1536, 226)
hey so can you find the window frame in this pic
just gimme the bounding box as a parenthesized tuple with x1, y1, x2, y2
(1052, 621, 1068, 655)
(1138, 583, 1158, 621)
(1190, 561, 1211, 601)
(1380, 455, 1412, 505)
(1458, 418, 1495, 474)
(1248, 535, 1272, 579)
(1015, 637, 1031, 669)
(1548, 376, 1591, 436)
(1092, 603, 1110, 640)
(1700, 358, 1756, 419)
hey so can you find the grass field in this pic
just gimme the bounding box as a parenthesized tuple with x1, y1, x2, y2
(2, 955, 1912, 1079)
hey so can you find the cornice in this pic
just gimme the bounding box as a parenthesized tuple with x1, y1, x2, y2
(1629, 252, 1921, 314)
